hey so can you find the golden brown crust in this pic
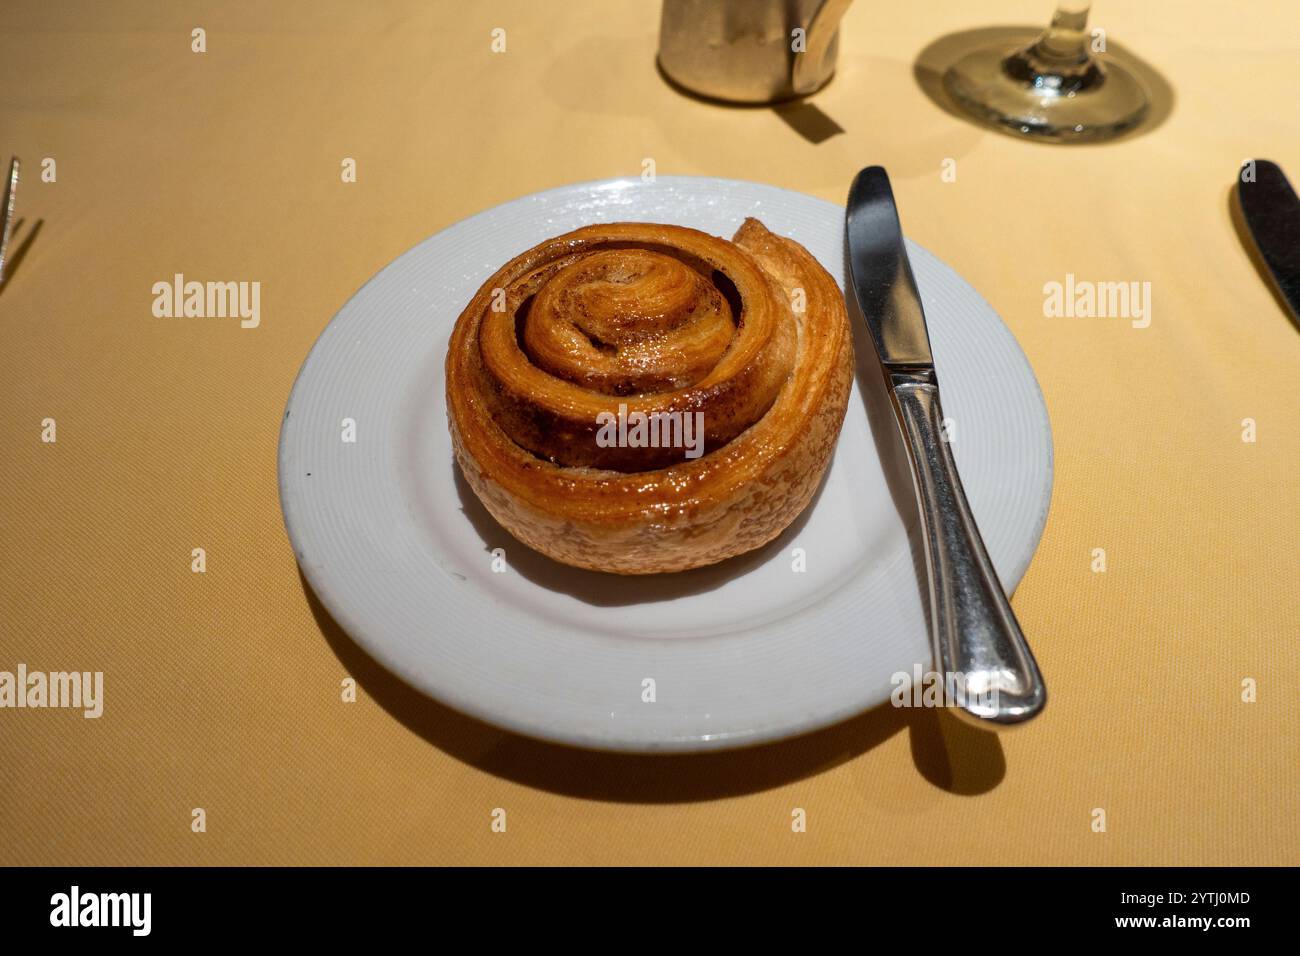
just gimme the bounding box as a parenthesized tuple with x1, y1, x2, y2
(445, 219, 854, 574)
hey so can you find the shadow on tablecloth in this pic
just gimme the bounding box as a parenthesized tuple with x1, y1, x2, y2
(301, 569, 1006, 802)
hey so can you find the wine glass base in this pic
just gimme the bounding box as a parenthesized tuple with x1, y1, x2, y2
(943, 43, 1149, 142)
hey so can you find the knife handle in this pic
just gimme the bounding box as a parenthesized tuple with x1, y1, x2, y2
(888, 370, 1047, 728)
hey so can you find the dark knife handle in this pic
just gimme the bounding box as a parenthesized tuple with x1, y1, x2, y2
(888, 369, 1046, 728)
(1237, 159, 1300, 321)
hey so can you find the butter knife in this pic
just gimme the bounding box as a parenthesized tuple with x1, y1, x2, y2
(846, 166, 1046, 728)
(1236, 159, 1300, 322)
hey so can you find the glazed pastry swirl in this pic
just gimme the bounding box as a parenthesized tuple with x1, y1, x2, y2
(446, 219, 854, 574)
(476, 232, 796, 471)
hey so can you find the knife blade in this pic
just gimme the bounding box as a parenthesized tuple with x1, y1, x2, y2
(846, 166, 1046, 728)
(1237, 159, 1300, 321)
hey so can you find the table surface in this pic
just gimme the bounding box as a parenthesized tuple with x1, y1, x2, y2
(2, 0, 1297, 865)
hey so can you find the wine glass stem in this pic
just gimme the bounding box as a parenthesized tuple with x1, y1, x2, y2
(1040, 1, 1092, 61)
(1002, 0, 1102, 93)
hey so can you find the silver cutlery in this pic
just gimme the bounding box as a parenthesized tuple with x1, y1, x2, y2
(1236, 159, 1300, 321)
(846, 165, 1047, 728)
(0, 157, 18, 284)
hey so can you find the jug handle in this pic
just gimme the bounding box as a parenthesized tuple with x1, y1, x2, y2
(792, 0, 853, 95)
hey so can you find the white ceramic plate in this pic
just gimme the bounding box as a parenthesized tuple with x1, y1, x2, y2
(279, 176, 1052, 752)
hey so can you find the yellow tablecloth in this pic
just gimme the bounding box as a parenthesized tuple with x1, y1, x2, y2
(2, 0, 1296, 865)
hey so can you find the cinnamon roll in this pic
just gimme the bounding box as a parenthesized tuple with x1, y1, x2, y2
(446, 219, 853, 574)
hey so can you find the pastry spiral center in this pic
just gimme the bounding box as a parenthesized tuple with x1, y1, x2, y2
(522, 249, 735, 396)
(469, 226, 798, 472)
